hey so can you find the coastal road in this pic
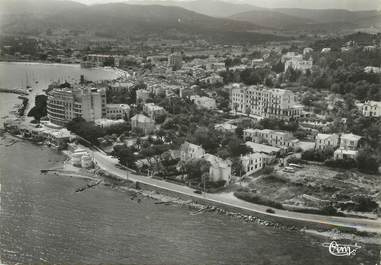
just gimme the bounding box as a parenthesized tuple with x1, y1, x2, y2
(91, 150, 381, 234)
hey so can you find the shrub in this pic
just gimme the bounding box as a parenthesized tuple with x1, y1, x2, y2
(325, 158, 356, 170)
(264, 174, 288, 183)
(287, 156, 303, 165)
(302, 148, 333, 162)
(261, 166, 274, 175)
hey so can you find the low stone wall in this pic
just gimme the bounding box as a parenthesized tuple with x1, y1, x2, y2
(136, 181, 356, 233)
(100, 169, 358, 234)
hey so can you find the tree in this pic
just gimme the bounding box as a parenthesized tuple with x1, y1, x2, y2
(27, 95, 47, 121)
(112, 145, 137, 168)
(185, 159, 211, 183)
(191, 127, 219, 154)
(231, 157, 244, 177)
(66, 117, 105, 144)
(357, 149, 379, 174)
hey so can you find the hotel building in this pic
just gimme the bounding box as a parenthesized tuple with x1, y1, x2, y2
(47, 86, 107, 126)
(231, 84, 303, 120)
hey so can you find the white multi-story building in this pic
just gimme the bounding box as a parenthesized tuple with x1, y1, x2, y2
(81, 54, 122, 68)
(231, 84, 303, 120)
(203, 154, 231, 184)
(214, 123, 237, 133)
(200, 74, 223, 85)
(364, 66, 381, 73)
(243, 128, 299, 149)
(190, 95, 217, 110)
(339, 133, 362, 151)
(143, 103, 166, 119)
(47, 86, 106, 126)
(357, 101, 381, 117)
(240, 152, 270, 175)
(105, 104, 130, 120)
(281, 52, 301, 63)
(284, 57, 313, 73)
(180, 141, 206, 162)
(314, 133, 339, 150)
(334, 149, 359, 160)
(168, 52, 183, 71)
(332, 133, 362, 161)
(108, 82, 134, 93)
(136, 89, 150, 103)
(130, 114, 155, 135)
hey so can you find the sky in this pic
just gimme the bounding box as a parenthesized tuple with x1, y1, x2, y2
(69, 0, 381, 11)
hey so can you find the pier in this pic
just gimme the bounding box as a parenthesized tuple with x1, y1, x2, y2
(0, 88, 29, 95)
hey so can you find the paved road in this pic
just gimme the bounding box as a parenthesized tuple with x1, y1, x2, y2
(91, 150, 381, 234)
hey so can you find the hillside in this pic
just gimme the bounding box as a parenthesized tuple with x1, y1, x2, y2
(0, 0, 85, 15)
(230, 10, 314, 30)
(128, 0, 264, 18)
(230, 8, 381, 32)
(0, 1, 287, 44)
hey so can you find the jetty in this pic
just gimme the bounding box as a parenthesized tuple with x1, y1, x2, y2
(0, 88, 29, 95)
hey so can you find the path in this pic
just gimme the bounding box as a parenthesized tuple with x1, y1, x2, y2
(90, 149, 381, 234)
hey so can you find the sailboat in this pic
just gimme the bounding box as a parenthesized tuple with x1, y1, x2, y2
(26, 71, 32, 90)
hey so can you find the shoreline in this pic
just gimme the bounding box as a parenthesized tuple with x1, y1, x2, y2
(3, 129, 381, 237)
(40, 161, 381, 245)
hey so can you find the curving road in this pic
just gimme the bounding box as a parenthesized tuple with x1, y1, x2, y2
(91, 149, 381, 234)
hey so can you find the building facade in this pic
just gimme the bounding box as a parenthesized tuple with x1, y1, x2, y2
(339, 133, 361, 151)
(314, 133, 339, 150)
(47, 86, 106, 126)
(241, 153, 269, 175)
(284, 57, 313, 73)
(231, 84, 303, 120)
(105, 104, 130, 120)
(180, 142, 206, 162)
(357, 101, 381, 117)
(136, 89, 150, 103)
(203, 154, 231, 184)
(143, 103, 166, 120)
(130, 114, 155, 135)
(243, 128, 299, 149)
(168, 52, 183, 71)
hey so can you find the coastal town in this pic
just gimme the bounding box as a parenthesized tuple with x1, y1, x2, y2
(3, 31, 381, 228)
(1, 0, 381, 264)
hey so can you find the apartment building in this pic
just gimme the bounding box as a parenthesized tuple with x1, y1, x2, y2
(314, 133, 339, 150)
(136, 89, 150, 103)
(203, 154, 232, 184)
(200, 74, 224, 85)
(281, 52, 300, 63)
(168, 52, 183, 71)
(357, 101, 381, 117)
(284, 57, 313, 73)
(243, 128, 299, 149)
(143, 103, 166, 120)
(231, 84, 303, 120)
(47, 86, 106, 126)
(105, 104, 130, 120)
(180, 141, 206, 162)
(339, 133, 362, 151)
(130, 114, 155, 135)
(108, 82, 134, 93)
(240, 152, 270, 175)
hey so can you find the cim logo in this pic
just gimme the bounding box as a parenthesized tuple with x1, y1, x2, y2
(322, 241, 361, 257)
